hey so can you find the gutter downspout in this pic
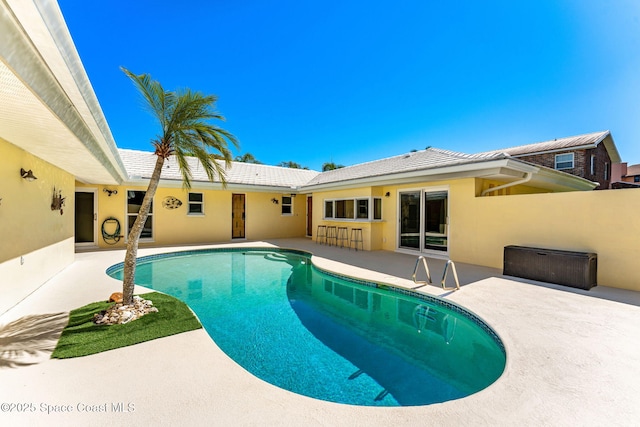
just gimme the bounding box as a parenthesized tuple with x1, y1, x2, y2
(481, 172, 533, 196)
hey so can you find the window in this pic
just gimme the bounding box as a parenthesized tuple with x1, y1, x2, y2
(356, 199, 368, 219)
(188, 192, 203, 214)
(634, 176, 640, 183)
(324, 200, 333, 218)
(604, 163, 609, 180)
(281, 196, 292, 215)
(127, 190, 153, 240)
(323, 197, 382, 220)
(373, 198, 382, 220)
(335, 199, 354, 218)
(590, 154, 596, 175)
(555, 153, 574, 170)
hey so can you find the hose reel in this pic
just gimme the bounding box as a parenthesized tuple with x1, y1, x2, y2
(101, 217, 123, 245)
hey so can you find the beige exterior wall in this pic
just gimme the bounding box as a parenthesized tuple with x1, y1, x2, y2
(76, 182, 308, 249)
(311, 178, 640, 291)
(311, 187, 379, 250)
(453, 182, 640, 291)
(0, 139, 75, 314)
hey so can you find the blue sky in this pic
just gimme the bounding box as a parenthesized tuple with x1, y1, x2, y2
(58, 0, 640, 171)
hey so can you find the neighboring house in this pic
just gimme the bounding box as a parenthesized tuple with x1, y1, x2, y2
(1, 0, 639, 315)
(620, 163, 640, 184)
(610, 163, 640, 189)
(481, 131, 621, 189)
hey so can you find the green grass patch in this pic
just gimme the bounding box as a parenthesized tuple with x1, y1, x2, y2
(51, 292, 202, 359)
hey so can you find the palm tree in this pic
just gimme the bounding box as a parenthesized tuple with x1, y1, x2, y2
(121, 67, 238, 305)
(322, 161, 344, 171)
(235, 153, 262, 164)
(278, 160, 308, 169)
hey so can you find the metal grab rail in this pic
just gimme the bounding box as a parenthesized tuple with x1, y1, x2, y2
(412, 256, 432, 285)
(412, 256, 460, 291)
(440, 260, 460, 290)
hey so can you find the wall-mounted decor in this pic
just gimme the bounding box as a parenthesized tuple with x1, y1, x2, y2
(162, 196, 183, 210)
(51, 187, 65, 215)
(20, 168, 37, 181)
(103, 188, 118, 197)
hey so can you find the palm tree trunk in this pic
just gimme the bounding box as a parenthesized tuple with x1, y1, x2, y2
(122, 155, 165, 305)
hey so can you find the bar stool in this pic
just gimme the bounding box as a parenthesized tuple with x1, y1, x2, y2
(336, 226, 349, 248)
(350, 228, 363, 251)
(326, 225, 337, 246)
(316, 225, 327, 244)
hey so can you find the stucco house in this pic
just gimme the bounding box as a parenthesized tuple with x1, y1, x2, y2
(1, 0, 639, 316)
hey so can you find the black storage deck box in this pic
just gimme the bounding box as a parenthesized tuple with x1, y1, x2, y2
(503, 245, 597, 290)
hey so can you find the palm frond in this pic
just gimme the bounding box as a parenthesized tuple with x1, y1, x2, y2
(122, 67, 238, 189)
(173, 146, 194, 190)
(121, 67, 170, 130)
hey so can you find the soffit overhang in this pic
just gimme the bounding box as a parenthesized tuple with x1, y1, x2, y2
(602, 134, 622, 164)
(0, 0, 127, 185)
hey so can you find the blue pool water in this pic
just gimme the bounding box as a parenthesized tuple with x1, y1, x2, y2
(107, 248, 505, 406)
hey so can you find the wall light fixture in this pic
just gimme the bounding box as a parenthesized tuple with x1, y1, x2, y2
(20, 168, 37, 181)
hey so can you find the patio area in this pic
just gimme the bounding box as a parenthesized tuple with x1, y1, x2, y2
(1, 239, 639, 426)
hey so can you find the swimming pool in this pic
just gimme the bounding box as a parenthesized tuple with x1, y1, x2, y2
(107, 248, 505, 406)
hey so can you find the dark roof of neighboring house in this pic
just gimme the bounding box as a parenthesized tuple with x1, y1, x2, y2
(479, 130, 621, 163)
(625, 164, 640, 176)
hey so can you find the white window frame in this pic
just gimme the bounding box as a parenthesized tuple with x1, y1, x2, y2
(590, 154, 596, 175)
(323, 197, 383, 221)
(281, 195, 293, 215)
(188, 192, 204, 215)
(604, 162, 609, 180)
(126, 190, 153, 242)
(324, 200, 334, 218)
(555, 153, 574, 170)
(396, 185, 449, 257)
(373, 197, 382, 220)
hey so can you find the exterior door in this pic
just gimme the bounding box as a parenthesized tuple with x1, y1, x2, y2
(423, 191, 448, 252)
(232, 194, 245, 239)
(75, 190, 96, 246)
(398, 189, 448, 254)
(306, 196, 313, 236)
(399, 191, 420, 249)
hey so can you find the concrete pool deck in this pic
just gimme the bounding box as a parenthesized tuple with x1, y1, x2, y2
(1, 239, 639, 426)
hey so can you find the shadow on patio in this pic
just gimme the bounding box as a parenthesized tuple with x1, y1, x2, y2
(0, 312, 69, 368)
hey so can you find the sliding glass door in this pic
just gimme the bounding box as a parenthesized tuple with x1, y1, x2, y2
(400, 192, 421, 249)
(424, 191, 448, 251)
(398, 188, 449, 254)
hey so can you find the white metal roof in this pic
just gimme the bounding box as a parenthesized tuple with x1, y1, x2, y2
(119, 149, 320, 190)
(303, 148, 508, 187)
(120, 145, 597, 193)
